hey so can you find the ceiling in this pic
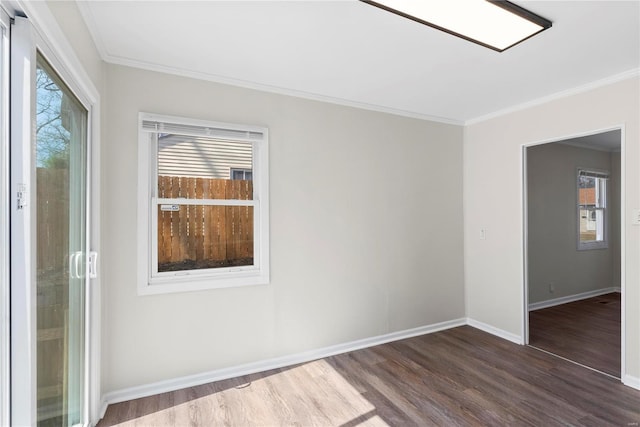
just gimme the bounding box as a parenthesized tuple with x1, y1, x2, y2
(559, 129, 621, 152)
(77, 1, 640, 125)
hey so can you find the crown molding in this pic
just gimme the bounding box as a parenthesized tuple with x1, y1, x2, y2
(106, 54, 464, 125)
(465, 68, 640, 126)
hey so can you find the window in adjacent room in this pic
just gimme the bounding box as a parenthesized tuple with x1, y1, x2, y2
(577, 169, 608, 250)
(137, 113, 269, 294)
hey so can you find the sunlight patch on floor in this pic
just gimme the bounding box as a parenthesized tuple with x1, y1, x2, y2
(108, 358, 389, 426)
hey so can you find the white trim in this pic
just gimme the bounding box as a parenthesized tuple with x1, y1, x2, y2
(619, 126, 626, 384)
(101, 318, 466, 407)
(99, 399, 108, 421)
(466, 318, 523, 344)
(521, 127, 626, 150)
(521, 144, 529, 344)
(10, 17, 37, 426)
(623, 375, 640, 391)
(115, 56, 463, 125)
(528, 287, 621, 311)
(156, 198, 257, 207)
(466, 68, 640, 125)
(89, 102, 102, 423)
(145, 57, 467, 125)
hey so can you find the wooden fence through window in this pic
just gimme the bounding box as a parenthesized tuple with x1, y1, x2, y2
(156, 175, 254, 268)
(35, 168, 69, 417)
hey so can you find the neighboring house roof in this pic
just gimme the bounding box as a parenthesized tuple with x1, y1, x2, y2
(158, 134, 252, 179)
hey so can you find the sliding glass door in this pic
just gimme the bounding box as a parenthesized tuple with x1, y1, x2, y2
(35, 55, 88, 427)
(10, 17, 90, 426)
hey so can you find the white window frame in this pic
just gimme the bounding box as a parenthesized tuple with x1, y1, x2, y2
(137, 112, 270, 295)
(577, 168, 608, 251)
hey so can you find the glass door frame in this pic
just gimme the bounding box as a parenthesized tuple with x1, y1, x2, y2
(10, 15, 97, 426)
(0, 6, 10, 427)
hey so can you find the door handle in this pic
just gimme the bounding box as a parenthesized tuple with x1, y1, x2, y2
(69, 251, 83, 279)
(69, 253, 76, 279)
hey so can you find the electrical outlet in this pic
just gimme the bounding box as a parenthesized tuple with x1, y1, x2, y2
(480, 229, 486, 240)
(549, 283, 555, 293)
(632, 209, 640, 226)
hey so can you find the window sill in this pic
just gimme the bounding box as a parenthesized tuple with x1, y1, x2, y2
(138, 270, 269, 295)
(577, 242, 609, 251)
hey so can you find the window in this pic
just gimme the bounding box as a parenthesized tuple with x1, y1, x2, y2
(577, 169, 608, 250)
(231, 168, 253, 181)
(137, 113, 269, 294)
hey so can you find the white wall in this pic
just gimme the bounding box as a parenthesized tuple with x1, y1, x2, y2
(45, 1, 103, 91)
(464, 77, 640, 382)
(103, 64, 465, 392)
(527, 143, 619, 304)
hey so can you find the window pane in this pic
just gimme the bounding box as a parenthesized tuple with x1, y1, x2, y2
(157, 204, 254, 272)
(579, 208, 604, 243)
(231, 168, 252, 181)
(579, 175, 606, 208)
(578, 175, 595, 205)
(157, 134, 253, 200)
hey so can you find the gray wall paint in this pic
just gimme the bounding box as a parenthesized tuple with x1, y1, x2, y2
(527, 143, 620, 304)
(103, 64, 465, 392)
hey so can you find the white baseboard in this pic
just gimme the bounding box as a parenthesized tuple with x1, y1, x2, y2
(466, 318, 523, 344)
(528, 287, 621, 311)
(99, 399, 108, 420)
(101, 317, 467, 408)
(623, 374, 640, 390)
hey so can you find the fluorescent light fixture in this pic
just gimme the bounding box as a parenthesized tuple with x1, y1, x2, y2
(361, 0, 552, 52)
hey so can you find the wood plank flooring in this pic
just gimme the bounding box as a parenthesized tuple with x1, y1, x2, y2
(529, 292, 620, 377)
(98, 325, 639, 426)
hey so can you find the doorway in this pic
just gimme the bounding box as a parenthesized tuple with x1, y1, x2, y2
(524, 129, 623, 378)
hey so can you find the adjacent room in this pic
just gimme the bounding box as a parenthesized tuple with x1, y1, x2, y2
(1, 1, 639, 426)
(526, 131, 622, 378)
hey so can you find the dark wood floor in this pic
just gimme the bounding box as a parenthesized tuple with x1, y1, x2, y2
(529, 292, 620, 377)
(98, 325, 639, 426)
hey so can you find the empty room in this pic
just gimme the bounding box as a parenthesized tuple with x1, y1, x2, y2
(1, 1, 639, 426)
